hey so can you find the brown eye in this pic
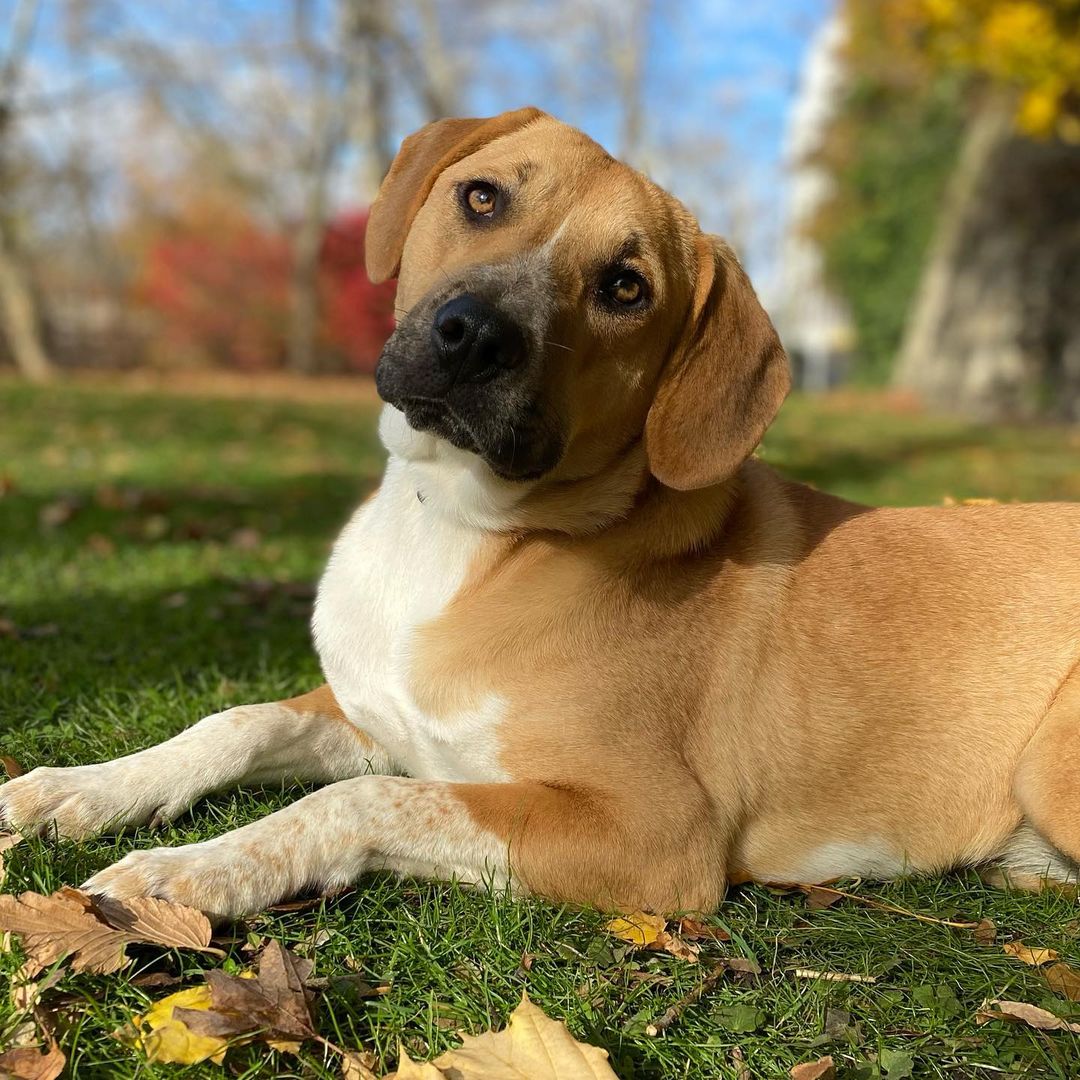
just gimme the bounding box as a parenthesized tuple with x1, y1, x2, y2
(463, 181, 499, 217)
(602, 270, 647, 307)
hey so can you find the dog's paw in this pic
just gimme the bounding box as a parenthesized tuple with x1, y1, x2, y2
(0, 763, 187, 840)
(84, 841, 285, 921)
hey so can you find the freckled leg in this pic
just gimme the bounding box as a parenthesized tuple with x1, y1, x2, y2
(0, 686, 394, 840)
(83, 777, 728, 920)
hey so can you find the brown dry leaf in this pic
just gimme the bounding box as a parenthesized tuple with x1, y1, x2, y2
(651, 930, 700, 963)
(393, 994, 616, 1079)
(1, 755, 24, 778)
(979, 999, 1080, 1033)
(804, 887, 843, 911)
(174, 940, 317, 1045)
(0, 831, 22, 888)
(605, 911, 665, 947)
(1044, 962, 1080, 1002)
(0, 887, 214, 976)
(677, 917, 730, 942)
(88, 893, 213, 952)
(0, 1041, 66, 1080)
(1002, 941, 1060, 967)
(340, 1049, 379, 1080)
(790, 1056, 836, 1080)
(9, 963, 64, 1013)
(972, 918, 996, 945)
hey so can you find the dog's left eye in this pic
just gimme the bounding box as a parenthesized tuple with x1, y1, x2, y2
(461, 181, 500, 219)
(601, 269, 647, 308)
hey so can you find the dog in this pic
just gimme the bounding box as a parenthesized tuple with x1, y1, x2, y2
(2, 108, 1078, 921)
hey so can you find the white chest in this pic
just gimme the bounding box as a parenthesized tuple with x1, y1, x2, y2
(311, 456, 509, 782)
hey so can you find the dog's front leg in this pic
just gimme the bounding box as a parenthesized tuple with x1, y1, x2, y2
(0, 687, 394, 839)
(83, 777, 727, 920)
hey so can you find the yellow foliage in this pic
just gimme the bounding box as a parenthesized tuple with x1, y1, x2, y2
(127, 985, 230, 1065)
(903, 0, 1080, 140)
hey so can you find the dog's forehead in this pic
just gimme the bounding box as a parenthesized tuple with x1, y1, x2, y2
(448, 118, 694, 268)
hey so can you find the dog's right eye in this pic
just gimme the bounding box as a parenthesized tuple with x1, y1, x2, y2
(460, 181, 501, 220)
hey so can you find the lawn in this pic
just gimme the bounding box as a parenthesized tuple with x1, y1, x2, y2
(1, 377, 1079, 1079)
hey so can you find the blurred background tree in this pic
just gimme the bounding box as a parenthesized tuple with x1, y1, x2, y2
(811, 0, 1080, 418)
(0, 0, 1078, 425)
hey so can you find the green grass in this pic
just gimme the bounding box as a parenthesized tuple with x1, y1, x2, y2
(2, 378, 1079, 1079)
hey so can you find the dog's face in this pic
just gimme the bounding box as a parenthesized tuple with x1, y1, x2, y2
(367, 109, 789, 495)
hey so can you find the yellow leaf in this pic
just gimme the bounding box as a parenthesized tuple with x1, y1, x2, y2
(605, 911, 665, 947)
(428, 993, 617, 1079)
(1003, 941, 1059, 967)
(131, 985, 230, 1065)
(1044, 962, 1080, 1002)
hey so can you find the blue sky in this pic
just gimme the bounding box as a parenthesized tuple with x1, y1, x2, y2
(6, 0, 834, 284)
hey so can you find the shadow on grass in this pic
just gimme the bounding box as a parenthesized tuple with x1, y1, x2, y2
(0, 470, 378, 555)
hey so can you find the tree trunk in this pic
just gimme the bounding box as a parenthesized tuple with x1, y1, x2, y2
(0, 225, 52, 382)
(894, 96, 1080, 421)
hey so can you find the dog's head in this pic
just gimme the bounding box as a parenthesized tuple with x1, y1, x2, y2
(368, 108, 789, 497)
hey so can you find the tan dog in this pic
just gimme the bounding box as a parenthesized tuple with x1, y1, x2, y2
(3, 108, 1078, 920)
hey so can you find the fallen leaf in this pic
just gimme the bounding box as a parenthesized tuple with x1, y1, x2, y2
(39, 498, 80, 529)
(393, 1055, 447, 1079)
(879, 1048, 915, 1078)
(9, 964, 64, 1013)
(89, 893, 214, 952)
(0, 1041, 66, 1080)
(979, 999, 1080, 1033)
(651, 930, 700, 963)
(972, 917, 996, 945)
(605, 912, 701, 962)
(730, 1046, 750, 1080)
(0, 832, 22, 888)
(1, 755, 24, 777)
(229, 527, 263, 550)
(790, 1056, 836, 1080)
(392, 994, 616, 1079)
(804, 886, 843, 910)
(823, 1007, 853, 1038)
(123, 984, 229, 1065)
(1003, 941, 1059, 966)
(1044, 962, 1080, 1002)
(0, 887, 214, 976)
(676, 917, 730, 942)
(605, 911, 665, 947)
(340, 1049, 379, 1080)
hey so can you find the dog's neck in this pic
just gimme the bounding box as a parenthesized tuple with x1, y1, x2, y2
(377, 403, 747, 556)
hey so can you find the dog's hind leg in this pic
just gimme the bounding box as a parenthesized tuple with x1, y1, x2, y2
(0, 686, 395, 840)
(1006, 663, 1080, 889)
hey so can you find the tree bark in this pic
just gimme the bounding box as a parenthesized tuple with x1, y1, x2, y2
(0, 225, 52, 382)
(0, 0, 53, 381)
(895, 95, 1080, 420)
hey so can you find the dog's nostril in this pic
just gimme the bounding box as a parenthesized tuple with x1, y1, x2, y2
(438, 316, 465, 345)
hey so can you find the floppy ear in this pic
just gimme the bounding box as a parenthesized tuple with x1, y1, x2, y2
(644, 235, 790, 491)
(365, 107, 545, 284)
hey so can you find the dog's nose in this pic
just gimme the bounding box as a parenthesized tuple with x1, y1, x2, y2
(431, 295, 525, 383)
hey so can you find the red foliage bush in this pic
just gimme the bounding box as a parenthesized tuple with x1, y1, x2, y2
(135, 206, 395, 372)
(318, 210, 396, 373)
